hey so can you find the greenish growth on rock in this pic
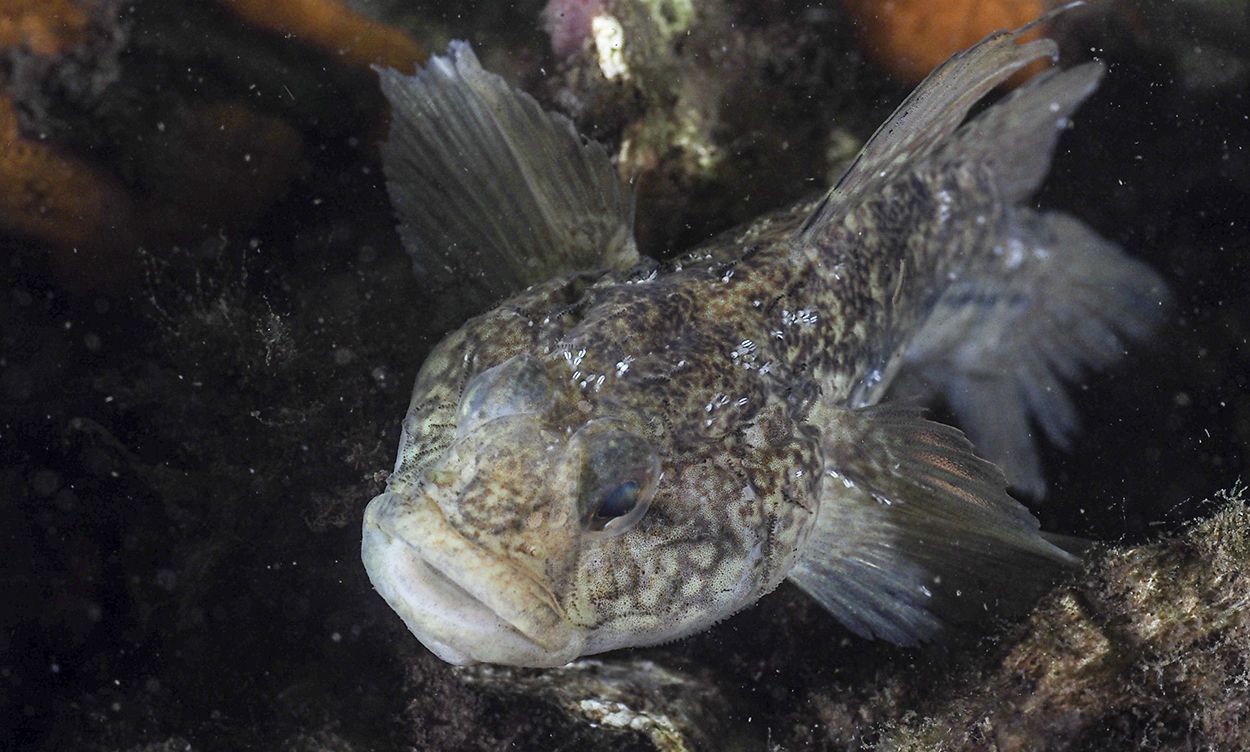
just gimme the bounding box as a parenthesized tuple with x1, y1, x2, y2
(636, 0, 694, 38)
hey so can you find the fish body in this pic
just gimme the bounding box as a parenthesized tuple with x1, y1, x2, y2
(362, 11, 1167, 666)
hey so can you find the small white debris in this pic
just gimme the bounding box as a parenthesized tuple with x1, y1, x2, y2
(592, 16, 628, 80)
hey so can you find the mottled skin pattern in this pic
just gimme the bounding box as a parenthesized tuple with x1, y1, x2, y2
(380, 150, 1005, 657)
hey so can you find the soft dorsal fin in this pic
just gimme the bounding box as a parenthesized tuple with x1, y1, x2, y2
(377, 42, 637, 308)
(800, 3, 1079, 237)
(891, 206, 1168, 497)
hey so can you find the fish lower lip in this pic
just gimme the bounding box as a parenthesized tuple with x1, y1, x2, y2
(362, 491, 583, 665)
(409, 540, 560, 648)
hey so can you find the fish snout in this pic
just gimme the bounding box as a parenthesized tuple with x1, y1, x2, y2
(361, 489, 586, 666)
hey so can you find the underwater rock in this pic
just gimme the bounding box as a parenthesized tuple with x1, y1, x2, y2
(454, 659, 751, 752)
(853, 486, 1250, 751)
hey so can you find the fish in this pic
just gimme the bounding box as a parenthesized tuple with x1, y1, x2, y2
(361, 8, 1168, 667)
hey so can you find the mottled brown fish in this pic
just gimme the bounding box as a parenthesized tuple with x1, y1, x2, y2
(361, 10, 1167, 666)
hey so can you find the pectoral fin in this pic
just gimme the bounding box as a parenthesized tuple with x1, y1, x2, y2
(789, 404, 1075, 645)
(378, 42, 637, 310)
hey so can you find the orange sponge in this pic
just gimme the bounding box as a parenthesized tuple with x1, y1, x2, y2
(0, 0, 90, 56)
(843, 0, 1050, 84)
(0, 95, 138, 269)
(1, 0, 423, 289)
(219, 0, 424, 71)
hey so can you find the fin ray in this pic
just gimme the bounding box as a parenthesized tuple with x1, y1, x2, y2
(791, 404, 1075, 645)
(378, 42, 637, 308)
(800, 5, 1082, 236)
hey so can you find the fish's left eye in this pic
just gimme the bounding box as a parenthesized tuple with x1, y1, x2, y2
(569, 420, 660, 539)
(594, 480, 640, 521)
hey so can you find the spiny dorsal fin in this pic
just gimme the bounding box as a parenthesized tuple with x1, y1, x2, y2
(800, 3, 1081, 237)
(791, 404, 1076, 645)
(377, 42, 637, 309)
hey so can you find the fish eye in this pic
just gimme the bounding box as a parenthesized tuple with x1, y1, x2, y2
(596, 481, 640, 520)
(570, 420, 661, 539)
(456, 354, 555, 436)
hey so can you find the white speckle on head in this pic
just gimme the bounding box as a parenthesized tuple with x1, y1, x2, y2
(1005, 237, 1026, 269)
(564, 348, 587, 376)
(782, 309, 818, 328)
(935, 189, 953, 224)
(704, 393, 730, 413)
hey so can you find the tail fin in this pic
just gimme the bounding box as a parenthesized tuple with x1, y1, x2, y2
(892, 209, 1168, 496)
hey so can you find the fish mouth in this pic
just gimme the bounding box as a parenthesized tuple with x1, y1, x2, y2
(362, 490, 584, 667)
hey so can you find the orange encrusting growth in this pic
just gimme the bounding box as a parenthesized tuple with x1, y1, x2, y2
(0, 96, 138, 262)
(842, 0, 1050, 85)
(0, 0, 137, 283)
(220, 0, 424, 71)
(0, 92, 306, 287)
(0, 0, 424, 288)
(0, 0, 90, 56)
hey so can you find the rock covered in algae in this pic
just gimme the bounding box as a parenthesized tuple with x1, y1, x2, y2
(858, 485, 1250, 751)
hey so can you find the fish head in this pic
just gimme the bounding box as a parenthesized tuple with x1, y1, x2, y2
(363, 338, 801, 666)
(362, 347, 671, 666)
